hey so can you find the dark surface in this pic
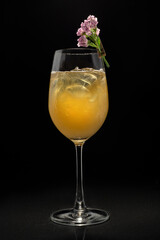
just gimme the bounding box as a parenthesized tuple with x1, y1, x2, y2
(2, 0, 159, 239)
(1, 184, 160, 240)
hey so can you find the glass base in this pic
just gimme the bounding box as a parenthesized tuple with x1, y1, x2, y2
(50, 208, 110, 226)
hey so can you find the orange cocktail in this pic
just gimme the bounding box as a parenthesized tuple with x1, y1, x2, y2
(49, 68, 109, 143)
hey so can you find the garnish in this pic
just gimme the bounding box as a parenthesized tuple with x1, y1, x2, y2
(76, 15, 110, 68)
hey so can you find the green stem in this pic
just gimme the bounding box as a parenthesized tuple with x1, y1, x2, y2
(95, 38, 110, 68)
(102, 56, 110, 68)
(88, 35, 95, 42)
(95, 39, 101, 52)
(87, 35, 110, 68)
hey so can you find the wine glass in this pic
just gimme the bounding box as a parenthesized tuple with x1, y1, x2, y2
(48, 48, 110, 226)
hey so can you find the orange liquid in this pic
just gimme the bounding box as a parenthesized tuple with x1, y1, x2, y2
(49, 69, 109, 143)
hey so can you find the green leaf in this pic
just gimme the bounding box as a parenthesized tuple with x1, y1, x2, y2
(97, 37, 101, 47)
(88, 42, 98, 48)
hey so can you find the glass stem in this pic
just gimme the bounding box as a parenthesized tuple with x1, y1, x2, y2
(74, 143, 86, 213)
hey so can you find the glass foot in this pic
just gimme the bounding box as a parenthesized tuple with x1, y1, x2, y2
(50, 208, 110, 226)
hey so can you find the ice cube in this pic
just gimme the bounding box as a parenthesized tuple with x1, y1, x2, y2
(71, 66, 81, 71)
(81, 68, 94, 72)
(69, 71, 97, 88)
(81, 72, 97, 86)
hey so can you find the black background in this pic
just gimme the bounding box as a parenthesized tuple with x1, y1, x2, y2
(2, 0, 159, 191)
(2, 1, 160, 239)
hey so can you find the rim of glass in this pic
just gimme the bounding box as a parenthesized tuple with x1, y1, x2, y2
(55, 48, 98, 55)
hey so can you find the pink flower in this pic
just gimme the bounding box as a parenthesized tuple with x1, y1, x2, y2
(96, 28, 100, 36)
(81, 20, 92, 36)
(87, 15, 98, 28)
(76, 15, 110, 68)
(77, 35, 88, 47)
(76, 15, 99, 38)
(76, 27, 84, 36)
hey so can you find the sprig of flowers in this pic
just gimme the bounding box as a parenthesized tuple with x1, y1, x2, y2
(77, 15, 110, 68)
